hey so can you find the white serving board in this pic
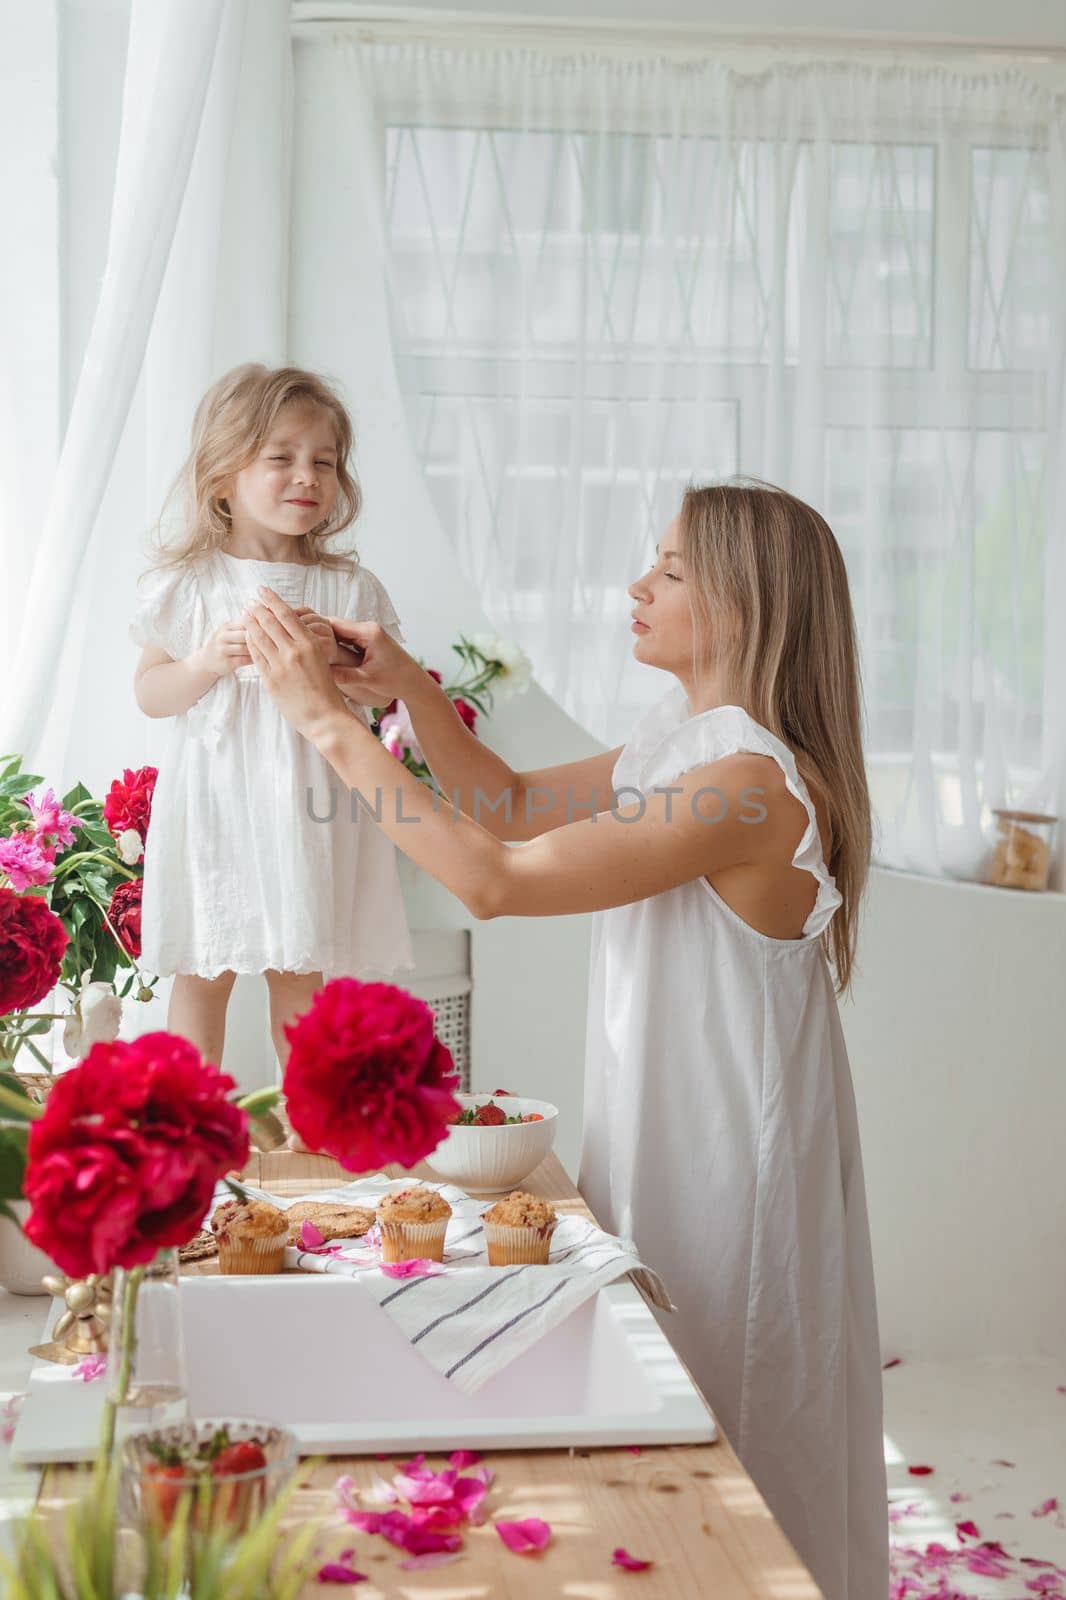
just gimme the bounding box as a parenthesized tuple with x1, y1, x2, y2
(12, 1276, 716, 1462)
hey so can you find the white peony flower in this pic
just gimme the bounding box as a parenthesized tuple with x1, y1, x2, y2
(116, 828, 144, 865)
(63, 982, 123, 1060)
(470, 632, 533, 699)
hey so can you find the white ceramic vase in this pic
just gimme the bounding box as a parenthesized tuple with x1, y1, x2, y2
(0, 1199, 57, 1296)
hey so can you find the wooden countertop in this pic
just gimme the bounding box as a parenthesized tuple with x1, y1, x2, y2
(46, 1148, 823, 1598)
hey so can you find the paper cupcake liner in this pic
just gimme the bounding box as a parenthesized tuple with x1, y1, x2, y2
(216, 1230, 289, 1276)
(379, 1218, 449, 1264)
(484, 1220, 556, 1267)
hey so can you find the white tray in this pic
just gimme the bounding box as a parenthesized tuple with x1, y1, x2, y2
(12, 1276, 716, 1462)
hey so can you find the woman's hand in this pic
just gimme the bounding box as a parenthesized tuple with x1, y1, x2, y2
(292, 606, 341, 664)
(323, 619, 424, 710)
(242, 588, 350, 741)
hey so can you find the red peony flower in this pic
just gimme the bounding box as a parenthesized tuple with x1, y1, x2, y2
(0, 886, 69, 1015)
(103, 766, 158, 843)
(108, 879, 142, 959)
(452, 697, 478, 733)
(23, 1032, 249, 1277)
(283, 979, 461, 1172)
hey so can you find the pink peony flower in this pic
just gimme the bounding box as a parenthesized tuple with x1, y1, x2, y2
(378, 702, 424, 766)
(283, 979, 460, 1171)
(22, 788, 80, 850)
(0, 832, 57, 890)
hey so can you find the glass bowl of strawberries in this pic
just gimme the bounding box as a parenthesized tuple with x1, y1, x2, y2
(424, 1092, 558, 1194)
(120, 1418, 298, 1535)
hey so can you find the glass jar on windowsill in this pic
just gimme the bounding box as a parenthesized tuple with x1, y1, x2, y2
(985, 810, 1058, 892)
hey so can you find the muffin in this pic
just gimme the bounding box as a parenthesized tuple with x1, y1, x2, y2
(376, 1186, 452, 1263)
(210, 1198, 289, 1275)
(482, 1191, 557, 1266)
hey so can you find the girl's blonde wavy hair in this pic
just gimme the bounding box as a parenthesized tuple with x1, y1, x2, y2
(147, 364, 361, 575)
(678, 479, 871, 995)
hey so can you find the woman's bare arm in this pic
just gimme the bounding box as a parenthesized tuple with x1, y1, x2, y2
(311, 702, 787, 919)
(393, 666, 624, 842)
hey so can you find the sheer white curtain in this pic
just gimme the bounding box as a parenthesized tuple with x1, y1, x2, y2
(318, 38, 1066, 882)
(0, 0, 291, 796)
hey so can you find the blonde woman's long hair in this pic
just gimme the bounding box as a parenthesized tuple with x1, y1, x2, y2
(146, 364, 362, 575)
(679, 480, 871, 995)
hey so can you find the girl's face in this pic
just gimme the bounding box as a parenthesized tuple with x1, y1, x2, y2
(224, 405, 340, 542)
(627, 517, 696, 676)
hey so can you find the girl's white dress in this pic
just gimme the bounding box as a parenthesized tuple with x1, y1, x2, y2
(578, 686, 889, 1600)
(130, 549, 413, 982)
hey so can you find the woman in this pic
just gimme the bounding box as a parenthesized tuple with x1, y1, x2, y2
(243, 480, 889, 1600)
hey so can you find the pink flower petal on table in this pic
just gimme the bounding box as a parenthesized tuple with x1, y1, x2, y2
(73, 1354, 107, 1382)
(882, 1356, 902, 1370)
(394, 1469, 458, 1505)
(301, 1219, 326, 1248)
(453, 1474, 490, 1523)
(449, 1449, 482, 1469)
(1033, 1498, 1060, 1518)
(956, 1520, 981, 1540)
(626, 1445, 642, 1456)
(495, 1518, 551, 1555)
(343, 1511, 384, 1536)
(613, 1547, 653, 1571)
(949, 1492, 971, 1503)
(907, 1465, 934, 1476)
(992, 1458, 1016, 1468)
(317, 1560, 367, 1584)
(380, 1258, 444, 1280)
(334, 1476, 360, 1513)
(366, 1474, 399, 1505)
(399, 1552, 465, 1571)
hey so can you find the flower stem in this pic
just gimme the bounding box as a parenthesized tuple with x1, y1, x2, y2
(99, 1265, 145, 1461)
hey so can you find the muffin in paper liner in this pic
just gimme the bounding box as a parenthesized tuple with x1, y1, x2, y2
(379, 1218, 449, 1264)
(483, 1218, 557, 1266)
(482, 1190, 558, 1266)
(211, 1198, 289, 1275)
(215, 1232, 289, 1275)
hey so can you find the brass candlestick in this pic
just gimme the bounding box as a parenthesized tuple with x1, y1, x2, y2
(29, 1272, 113, 1365)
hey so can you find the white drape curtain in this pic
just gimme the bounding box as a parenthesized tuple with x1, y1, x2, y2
(318, 38, 1066, 881)
(0, 0, 291, 794)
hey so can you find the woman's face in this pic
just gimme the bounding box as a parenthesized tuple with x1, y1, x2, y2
(627, 517, 696, 675)
(225, 405, 340, 541)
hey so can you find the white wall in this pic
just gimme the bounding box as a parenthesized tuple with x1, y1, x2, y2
(44, 0, 1066, 1361)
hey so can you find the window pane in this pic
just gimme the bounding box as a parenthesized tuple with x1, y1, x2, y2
(970, 146, 1050, 370)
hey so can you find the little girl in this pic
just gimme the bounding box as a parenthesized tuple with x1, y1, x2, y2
(129, 362, 412, 1071)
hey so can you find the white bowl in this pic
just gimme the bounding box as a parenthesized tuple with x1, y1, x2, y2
(423, 1094, 558, 1195)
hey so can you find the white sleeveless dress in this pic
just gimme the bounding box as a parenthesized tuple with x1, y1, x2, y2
(578, 685, 888, 1600)
(129, 549, 413, 983)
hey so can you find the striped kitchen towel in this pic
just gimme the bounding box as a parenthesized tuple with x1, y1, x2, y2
(215, 1175, 673, 1394)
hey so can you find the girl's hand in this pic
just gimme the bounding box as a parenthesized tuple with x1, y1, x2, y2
(194, 619, 253, 679)
(292, 606, 341, 664)
(243, 589, 350, 740)
(323, 619, 423, 709)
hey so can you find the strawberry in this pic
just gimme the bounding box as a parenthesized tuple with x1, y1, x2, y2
(211, 1440, 267, 1477)
(474, 1102, 506, 1126)
(142, 1462, 187, 1529)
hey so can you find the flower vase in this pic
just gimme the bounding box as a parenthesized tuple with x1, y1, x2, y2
(103, 1249, 188, 1455)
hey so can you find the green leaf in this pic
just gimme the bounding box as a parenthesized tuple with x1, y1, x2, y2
(0, 1128, 27, 1202)
(0, 1074, 42, 1122)
(60, 782, 93, 811)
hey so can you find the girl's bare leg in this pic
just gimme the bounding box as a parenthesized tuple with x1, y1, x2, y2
(264, 969, 324, 1151)
(167, 970, 238, 1067)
